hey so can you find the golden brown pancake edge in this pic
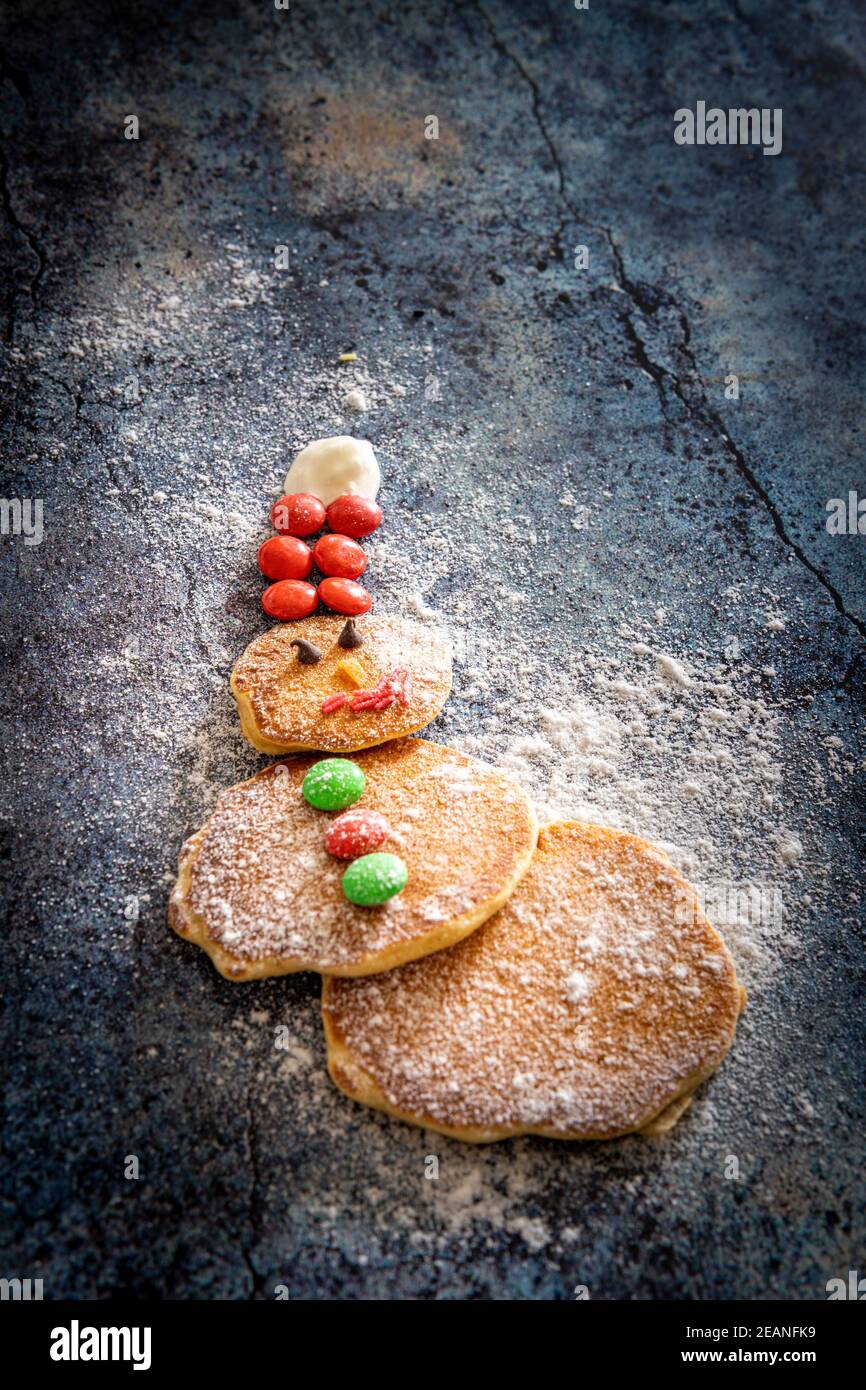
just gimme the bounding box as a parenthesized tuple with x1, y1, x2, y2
(169, 738, 539, 980)
(322, 819, 746, 1142)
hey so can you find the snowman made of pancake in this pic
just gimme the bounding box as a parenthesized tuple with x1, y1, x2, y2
(170, 435, 743, 1143)
(174, 433, 537, 978)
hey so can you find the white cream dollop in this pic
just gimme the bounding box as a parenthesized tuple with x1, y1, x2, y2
(283, 435, 380, 505)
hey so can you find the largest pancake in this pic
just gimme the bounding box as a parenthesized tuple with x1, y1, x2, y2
(323, 821, 745, 1141)
(169, 738, 537, 979)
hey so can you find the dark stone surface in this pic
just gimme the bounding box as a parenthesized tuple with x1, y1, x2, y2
(1, 0, 864, 1299)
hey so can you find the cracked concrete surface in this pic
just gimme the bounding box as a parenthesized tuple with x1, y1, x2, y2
(475, 0, 866, 648)
(486, 0, 866, 689)
(0, 0, 864, 1299)
(604, 222, 866, 652)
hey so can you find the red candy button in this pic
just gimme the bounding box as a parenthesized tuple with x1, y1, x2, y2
(270, 492, 326, 537)
(261, 579, 318, 621)
(325, 808, 391, 860)
(257, 535, 313, 581)
(313, 533, 367, 580)
(325, 493, 382, 539)
(318, 577, 372, 615)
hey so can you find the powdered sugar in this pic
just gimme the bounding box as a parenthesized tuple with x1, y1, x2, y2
(326, 822, 741, 1137)
(173, 739, 536, 973)
(436, 629, 813, 991)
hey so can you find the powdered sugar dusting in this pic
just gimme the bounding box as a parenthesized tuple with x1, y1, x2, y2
(176, 738, 535, 972)
(326, 822, 741, 1137)
(438, 633, 811, 990)
(233, 612, 451, 750)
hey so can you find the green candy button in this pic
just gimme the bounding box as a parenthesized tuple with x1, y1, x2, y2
(302, 758, 366, 811)
(342, 852, 408, 907)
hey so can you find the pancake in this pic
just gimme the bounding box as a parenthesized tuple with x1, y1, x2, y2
(169, 738, 538, 979)
(322, 820, 745, 1142)
(231, 613, 452, 754)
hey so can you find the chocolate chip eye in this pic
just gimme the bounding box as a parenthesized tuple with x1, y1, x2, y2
(290, 639, 323, 664)
(337, 618, 364, 649)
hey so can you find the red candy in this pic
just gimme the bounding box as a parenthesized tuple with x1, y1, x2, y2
(257, 535, 313, 581)
(271, 492, 326, 537)
(349, 668, 411, 711)
(318, 577, 372, 615)
(321, 668, 412, 716)
(325, 808, 391, 860)
(261, 579, 318, 621)
(321, 693, 348, 714)
(325, 493, 382, 539)
(313, 533, 367, 580)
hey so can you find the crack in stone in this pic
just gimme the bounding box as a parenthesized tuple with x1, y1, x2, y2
(472, 1, 866, 664)
(472, 2, 567, 199)
(28, 367, 85, 420)
(602, 226, 866, 650)
(0, 139, 47, 343)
